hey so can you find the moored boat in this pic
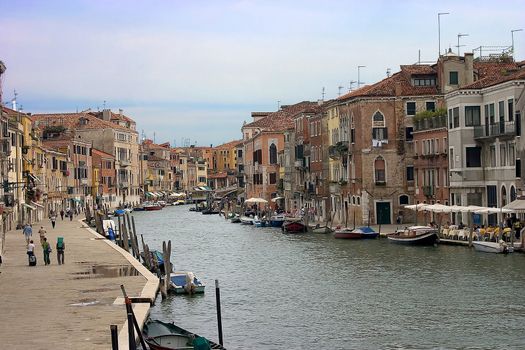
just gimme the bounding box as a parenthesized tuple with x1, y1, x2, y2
(144, 202, 163, 211)
(387, 225, 439, 245)
(472, 240, 513, 254)
(312, 225, 334, 234)
(253, 216, 267, 227)
(143, 319, 225, 350)
(169, 271, 205, 294)
(334, 226, 378, 239)
(282, 218, 307, 233)
(269, 214, 286, 227)
(240, 216, 254, 225)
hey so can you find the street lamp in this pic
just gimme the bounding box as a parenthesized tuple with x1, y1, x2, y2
(457, 33, 469, 56)
(438, 12, 450, 56)
(357, 66, 366, 89)
(511, 29, 523, 56)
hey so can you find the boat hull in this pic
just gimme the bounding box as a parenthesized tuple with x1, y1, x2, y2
(334, 231, 378, 239)
(283, 221, 307, 233)
(145, 205, 163, 211)
(387, 231, 438, 245)
(472, 241, 512, 253)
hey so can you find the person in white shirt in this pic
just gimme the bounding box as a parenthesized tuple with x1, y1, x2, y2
(27, 240, 35, 255)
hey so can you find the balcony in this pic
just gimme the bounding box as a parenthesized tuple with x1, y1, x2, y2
(119, 159, 131, 167)
(119, 181, 129, 189)
(328, 141, 349, 159)
(473, 122, 515, 140)
(423, 186, 434, 197)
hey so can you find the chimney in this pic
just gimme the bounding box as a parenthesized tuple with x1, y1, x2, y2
(394, 81, 403, 96)
(119, 108, 123, 116)
(464, 53, 474, 86)
(102, 109, 111, 121)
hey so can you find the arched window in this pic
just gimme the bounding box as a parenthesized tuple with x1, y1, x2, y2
(374, 156, 386, 184)
(501, 186, 507, 207)
(511, 186, 517, 202)
(399, 195, 409, 205)
(373, 111, 385, 124)
(372, 111, 387, 142)
(269, 143, 277, 164)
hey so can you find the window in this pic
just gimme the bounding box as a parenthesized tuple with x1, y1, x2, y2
(499, 101, 505, 121)
(426, 101, 436, 112)
(466, 147, 481, 167)
(350, 129, 355, 144)
(517, 111, 521, 136)
(269, 172, 277, 184)
(449, 71, 458, 85)
(406, 166, 414, 181)
(372, 128, 388, 140)
(405, 127, 413, 141)
(406, 102, 416, 116)
(448, 108, 453, 129)
(269, 143, 277, 164)
(374, 156, 386, 183)
(489, 103, 495, 124)
(500, 144, 507, 166)
(489, 146, 496, 167)
(508, 99, 514, 122)
(509, 143, 515, 165)
(449, 148, 454, 169)
(465, 106, 481, 126)
(453, 107, 459, 128)
(413, 77, 436, 86)
(516, 159, 521, 178)
(399, 195, 409, 205)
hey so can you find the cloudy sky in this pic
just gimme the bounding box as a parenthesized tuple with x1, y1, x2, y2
(1, 0, 524, 146)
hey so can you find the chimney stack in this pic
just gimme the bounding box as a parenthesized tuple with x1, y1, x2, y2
(102, 109, 111, 121)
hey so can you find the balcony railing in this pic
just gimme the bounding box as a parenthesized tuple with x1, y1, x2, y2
(473, 122, 515, 139)
(119, 159, 131, 167)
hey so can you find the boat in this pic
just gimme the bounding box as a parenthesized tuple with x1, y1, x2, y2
(174, 199, 186, 206)
(334, 226, 378, 239)
(472, 240, 513, 254)
(143, 319, 225, 350)
(268, 214, 286, 228)
(282, 218, 307, 233)
(158, 200, 167, 207)
(169, 271, 205, 294)
(230, 214, 241, 223)
(133, 205, 146, 211)
(311, 224, 334, 234)
(253, 215, 267, 227)
(240, 216, 254, 225)
(387, 225, 439, 245)
(144, 202, 163, 211)
(202, 208, 220, 215)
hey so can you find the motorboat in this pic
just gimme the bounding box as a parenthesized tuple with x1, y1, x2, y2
(169, 271, 205, 294)
(334, 226, 378, 239)
(144, 202, 163, 211)
(253, 216, 267, 227)
(387, 226, 439, 245)
(268, 214, 286, 228)
(240, 216, 254, 225)
(472, 240, 513, 254)
(312, 224, 334, 234)
(230, 214, 241, 223)
(282, 218, 307, 233)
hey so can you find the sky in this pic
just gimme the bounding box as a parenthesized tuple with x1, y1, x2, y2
(1, 0, 524, 146)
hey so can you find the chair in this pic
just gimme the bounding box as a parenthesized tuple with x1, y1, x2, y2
(457, 229, 465, 240)
(441, 228, 449, 238)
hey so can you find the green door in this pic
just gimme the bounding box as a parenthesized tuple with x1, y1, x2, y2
(376, 202, 391, 224)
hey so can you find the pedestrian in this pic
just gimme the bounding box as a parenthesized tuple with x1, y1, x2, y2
(50, 212, 57, 228)
(42, 237, 51, 265)
(69, 210, 73, 221)
(23, 223, 33, 244)
(38, 226, 46, 244)
(27, 240, 36, 266)
(56, 237, 65, 265)
(60, 209, 64, 220)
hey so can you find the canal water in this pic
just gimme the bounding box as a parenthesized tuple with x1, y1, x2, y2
(133, 205, 525, 350)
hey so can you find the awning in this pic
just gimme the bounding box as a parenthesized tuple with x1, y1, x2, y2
(22, 203, 37, 210)
(31, 201, 44, 208)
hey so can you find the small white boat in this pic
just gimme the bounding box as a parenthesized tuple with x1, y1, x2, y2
(169, 271, 205, 294)
(240, 216, 254, 225)
(472, 240, 513, 254)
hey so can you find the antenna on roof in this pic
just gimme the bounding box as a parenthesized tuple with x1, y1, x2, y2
(337, 86, 344, 96)
(386, 68, 391, 77)
(321, 87, 325, 101)
(277, 100, 281, 110)
(103, 100, 106, 109)
(348, 80, 356, 92)
(12, 89, 18, 111)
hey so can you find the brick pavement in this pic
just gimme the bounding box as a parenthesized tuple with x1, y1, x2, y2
(0, 215, 159, 350)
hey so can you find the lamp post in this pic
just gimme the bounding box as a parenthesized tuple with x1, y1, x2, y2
(511, 29, 523, 56)
(357, 66, 366, 89)
(438, 12, 450, 56)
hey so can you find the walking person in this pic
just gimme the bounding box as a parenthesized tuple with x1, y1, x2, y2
(69, 210, 73, 221)
(38, 226, 47, 244)
(27, 240, 36, 266)
(23, 223, 33, 244)
(42, 237, 51, 265)
(50, 212, 57, 228)
(60, 209, 64, 220)
(56, 237, 65, 265)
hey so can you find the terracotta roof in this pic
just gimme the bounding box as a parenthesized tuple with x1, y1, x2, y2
(338, 65, 439, 100)
(208, 172, 228, 179)
(243, 101, 321, 132)
(147, 155, 167, 162)
(215, 139, 243, 149)
(473, 61, 519, 79)
(2, 106, 30, 119)
(461, 66, 525, 89)
(32, 112, 137, 132)
(92, 148, 115, 158)
(89, 110, 135, 124)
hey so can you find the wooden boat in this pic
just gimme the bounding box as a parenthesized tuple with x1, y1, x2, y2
(202, 209, 220, 215)
(282, 218, 307, 233)
(387, 226, 439, 245)
(240, 216, 254, 225)
(143, 319, 225, 350)
(169, 271, 205, 294)
(269, 214, 286, 227)
(334, 226, 378, 239)
(144, 202, 163, 211)
(472, 240, 513, 254)
(312, 225, 334, 234)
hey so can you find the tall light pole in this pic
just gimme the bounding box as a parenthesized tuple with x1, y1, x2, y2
(357, 66, 366, 89)
(438, 12, 450, 56)
(457, 33, 469, 56)
(511, 29, 523, 57)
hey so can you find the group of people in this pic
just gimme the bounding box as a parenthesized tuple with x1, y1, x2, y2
(23, 222, 66, 266)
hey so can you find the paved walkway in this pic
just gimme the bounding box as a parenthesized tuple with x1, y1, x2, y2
(0, 215, 158, 350)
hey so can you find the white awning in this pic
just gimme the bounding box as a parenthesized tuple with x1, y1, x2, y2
(22, 203, 37, 210)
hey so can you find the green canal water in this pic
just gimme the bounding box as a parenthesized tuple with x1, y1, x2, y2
(133, 205, 525, 350)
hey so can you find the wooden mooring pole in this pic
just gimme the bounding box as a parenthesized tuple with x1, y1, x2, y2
(110, 324, 119, 350)
(215, 279, 224, 346)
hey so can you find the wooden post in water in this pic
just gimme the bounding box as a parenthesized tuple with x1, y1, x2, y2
(161, 240, 172, 298)
(131, 216, 140, 260)
(117, 216, 122, 247)
(121, 220, 130, 252)
(140, 234, 150, 270)
(110, 325, 119, 350)
(215, 279, 224, 347)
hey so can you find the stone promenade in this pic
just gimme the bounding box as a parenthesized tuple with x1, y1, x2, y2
(0, 215, 159, 350)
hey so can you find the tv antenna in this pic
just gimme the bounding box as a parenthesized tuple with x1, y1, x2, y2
(338, 86, 344, 96)
(348, 80, 357, 92)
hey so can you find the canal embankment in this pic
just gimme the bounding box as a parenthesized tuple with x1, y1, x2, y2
(0, 215, 159, 350)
